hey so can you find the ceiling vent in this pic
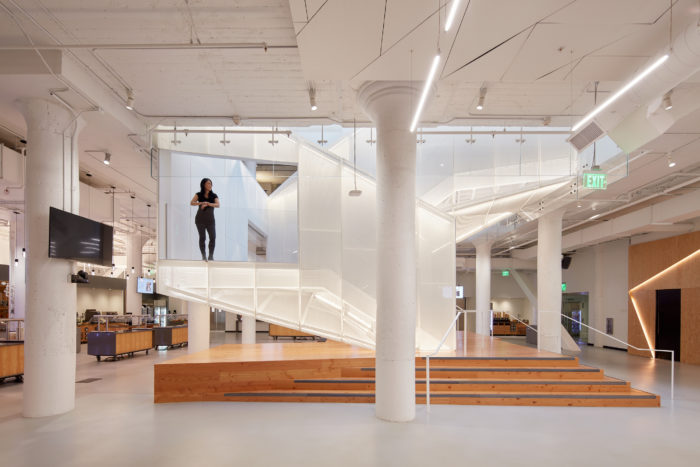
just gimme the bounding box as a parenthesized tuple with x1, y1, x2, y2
(567, 120, 605, 152)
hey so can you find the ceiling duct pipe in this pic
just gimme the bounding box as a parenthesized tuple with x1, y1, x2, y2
(603, 20, 700, 154)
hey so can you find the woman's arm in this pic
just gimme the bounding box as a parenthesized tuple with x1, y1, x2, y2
(190, 194, 200, 206)
(210, 197, 220, 208)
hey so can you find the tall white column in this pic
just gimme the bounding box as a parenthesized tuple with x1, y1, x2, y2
(537, 209, 564, 354)
(125, 232, 143, 315)
(16, 98, 78, 417)
(359, 81, 419, 422)
(241, 315, 256, 344)
(474, 239, 493, 336)
(187, 301, 210, 354)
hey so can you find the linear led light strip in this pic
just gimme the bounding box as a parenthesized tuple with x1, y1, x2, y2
(628, 294, 656, 359)
(410, 54, 441, 133)
(571, 54, 669, 132)
(455, 211, 512, 242)
(444, 0, 461, 31)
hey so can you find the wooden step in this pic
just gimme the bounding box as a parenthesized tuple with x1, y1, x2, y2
(291, 376, 629, 393)
(341, 366, 605, 380)
(418, 356, 580, 368)
(221, 388, 659, 407)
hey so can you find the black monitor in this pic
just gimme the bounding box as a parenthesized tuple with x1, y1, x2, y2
(48, 207, 113, 266)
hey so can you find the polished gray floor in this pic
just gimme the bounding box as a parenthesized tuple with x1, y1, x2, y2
(1, 332, 699, 466)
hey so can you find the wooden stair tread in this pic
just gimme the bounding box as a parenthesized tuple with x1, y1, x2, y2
(293, 376, 625, 384)
(222, 389, 657, 399)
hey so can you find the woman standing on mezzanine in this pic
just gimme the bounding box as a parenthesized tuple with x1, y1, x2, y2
(190, 178, 219, 261)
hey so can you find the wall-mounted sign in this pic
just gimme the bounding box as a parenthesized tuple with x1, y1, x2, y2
(583, 172, 607, 190)
(561, 282, 567, 292)
(502, 270, 510, 277)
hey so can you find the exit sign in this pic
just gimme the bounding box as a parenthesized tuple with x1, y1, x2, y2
(583, 172, 607, 190)
(562, 282, 567, 292)
(502, 270, 510, 277)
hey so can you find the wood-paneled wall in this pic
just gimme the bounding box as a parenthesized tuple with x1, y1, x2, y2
(628, 231, 700, 364)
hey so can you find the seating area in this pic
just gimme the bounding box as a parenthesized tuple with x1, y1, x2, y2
(154, 334, 659, 407)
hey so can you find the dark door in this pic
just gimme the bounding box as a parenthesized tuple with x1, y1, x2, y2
(655, 289, 681, 361)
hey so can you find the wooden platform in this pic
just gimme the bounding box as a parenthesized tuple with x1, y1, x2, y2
(154, 333, 659, 407)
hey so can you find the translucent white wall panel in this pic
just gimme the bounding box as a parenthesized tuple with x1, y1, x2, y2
(416, 207, 456, 351)
(298, 145, 342, 336)
(208, 262, 254, 314)
(266, 174, 299, 263)
(159, 150, 297, 263)
(255, 264, 300, 327)
(158, 260, 208, 302)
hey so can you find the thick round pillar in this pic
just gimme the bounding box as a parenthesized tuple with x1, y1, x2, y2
(187, 301, 210, 353)
(16, 98, 78, 417)
(125, 233, 143, 315)
(359, 81, 419, 422)
(9, 212, 26, 320)
(537, 209, 564, 354)
(241, 315, 256, 344)
(474, 239, 493, 336)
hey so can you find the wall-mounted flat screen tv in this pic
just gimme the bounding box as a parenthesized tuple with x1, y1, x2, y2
(137, 277, 155, 294)
(48, 207, 113, 266)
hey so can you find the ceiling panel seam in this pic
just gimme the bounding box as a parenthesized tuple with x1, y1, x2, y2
(350, 3, 445, 81)
(440, 0, 471, 79)
(379, 0, 388, 56)
(295, 0, 330, 37)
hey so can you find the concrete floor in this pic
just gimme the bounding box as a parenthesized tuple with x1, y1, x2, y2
(1, 332, 699, 467)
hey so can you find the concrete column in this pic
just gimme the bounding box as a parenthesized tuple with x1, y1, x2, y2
(536, 209, 564, 354)
(241, 315, 256, 344)
(187, 301, 210, 354)
(125, 232, 143, 315)
(359, 81, 419, 422)
(16, 98, 78, 417)
(474, 239, 493, 336)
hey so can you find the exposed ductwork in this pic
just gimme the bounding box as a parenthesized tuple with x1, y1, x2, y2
(604, 20, 700, 153)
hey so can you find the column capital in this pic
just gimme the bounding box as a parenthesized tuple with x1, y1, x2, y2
(15, 97, 74, 135)
(357, 81, 420, 129)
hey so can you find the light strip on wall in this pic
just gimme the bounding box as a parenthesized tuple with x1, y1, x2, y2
(410, 54, 441, 133)
(455, 211, 512, 243)
(629, 248, 700, 293)
(571, 54, 669, 132)
(629, 294, 656, 358)
(444, 0, 461, 31)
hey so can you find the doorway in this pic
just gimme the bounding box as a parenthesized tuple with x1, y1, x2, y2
(655, 289, 681, 361)
(561, 293, 589, 344)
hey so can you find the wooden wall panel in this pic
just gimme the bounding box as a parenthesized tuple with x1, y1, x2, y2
(628, 231, 700, 364)
(681, 287, 700, 365)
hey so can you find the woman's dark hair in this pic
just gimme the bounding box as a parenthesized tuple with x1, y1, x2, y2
(199, 178, 212, 195)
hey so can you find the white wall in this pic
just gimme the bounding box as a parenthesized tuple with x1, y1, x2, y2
(77, 287, 124, 317)
(562, 238, 629, 347)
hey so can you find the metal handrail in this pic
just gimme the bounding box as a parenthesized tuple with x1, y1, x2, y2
(425, 307, 476, 411)
(498, 311, 675, 400)
(560, 314, 674, 400)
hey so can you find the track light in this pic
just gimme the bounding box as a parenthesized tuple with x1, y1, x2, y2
(125, 89, 135, 110)
(14, 258, 18, 267)
(309, 87, 317, 111)
(22, 248, 26, 258)
(663, 90, 673, 111)
(131, 266, 135, 274)
(476, 87, 486, 111)
(410, 53, 441, 133)
(444, 0, 461, 31)
(91, 269, 95, 275)
(103, 153, 111, 165)
(572, 54, 668, 132)
(667, 154, 676, 168)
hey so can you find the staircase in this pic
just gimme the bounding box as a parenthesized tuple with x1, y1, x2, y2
(156, 348, 659, 407)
